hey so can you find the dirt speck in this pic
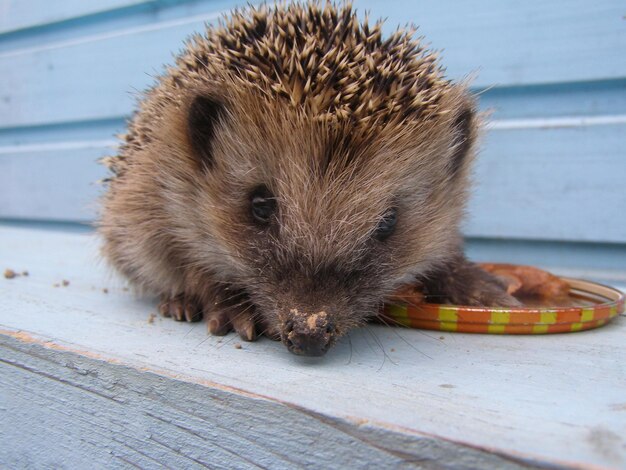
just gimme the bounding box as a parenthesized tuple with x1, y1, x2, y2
(53, 283, 60, 288)
(390, 348, 396, 352)
(21, 270, 29, 276)
(587, 426, 621, 462)
(62, 280, 70, 287)
(234, 343, 242, 349)
(439, 384, 455, 389)
(102, 288, 109, 294)
(4, 269, 17, 279)
(439, 336, 445, 340)
(147, 313, 156, 324)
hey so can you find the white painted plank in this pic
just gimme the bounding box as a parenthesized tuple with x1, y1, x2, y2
(366, 0, 626, 87)
(0, 226, 625, 468)
(0, 0, 152, 35)
(0, 147, 109, 222)
(0, 11, 230, 128)
(465, 123, 626, 243)
(0, 0, 624, 128)
(0, 118, 125, 147)
(0, 0, 244, 55)
(2, 336, 529, 469)
(478, 79, 626, 120)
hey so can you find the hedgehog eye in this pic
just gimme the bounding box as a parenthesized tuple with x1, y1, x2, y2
(374, 208, 398, 241)
(250, 186, 276, 225)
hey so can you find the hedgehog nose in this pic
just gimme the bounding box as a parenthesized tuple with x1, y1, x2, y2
(282, 310, 334, 357)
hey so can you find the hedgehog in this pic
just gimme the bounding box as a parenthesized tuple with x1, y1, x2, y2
(99, 2, 518, 357)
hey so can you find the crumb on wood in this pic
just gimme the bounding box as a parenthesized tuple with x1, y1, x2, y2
(147, 313, 156, 324)
(62, 279, 70, 287)
(102, 288, 109, 294)
(4, 268, 17, 279)
(234, 343, 242, 349)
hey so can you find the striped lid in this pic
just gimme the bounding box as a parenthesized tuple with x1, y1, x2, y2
(382, 278, 624, 334)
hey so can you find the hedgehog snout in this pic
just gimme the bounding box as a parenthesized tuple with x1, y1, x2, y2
(280, 309, 335, 356)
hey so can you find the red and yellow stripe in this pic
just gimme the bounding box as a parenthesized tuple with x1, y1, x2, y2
(382, 279, 624, 335)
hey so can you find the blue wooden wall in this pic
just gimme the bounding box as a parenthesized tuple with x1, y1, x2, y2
(0, 1, 625, 273)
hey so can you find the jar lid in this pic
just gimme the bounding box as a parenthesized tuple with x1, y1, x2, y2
(382, 277, 624, 334)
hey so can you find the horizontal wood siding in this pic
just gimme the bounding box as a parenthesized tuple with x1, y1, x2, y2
(0, 0, 624, 247)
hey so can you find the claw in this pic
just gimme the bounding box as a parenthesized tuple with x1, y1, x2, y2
(207, 313, 231, 336)
(232, 313, 256, 342)
(170, 300, 185, 321)
(158, 295, 203, 323)
(160, 291, 265, 341)
(184, 300, 202, 322)
(205, 301, 258, 341)
(158, 298, 171, 317)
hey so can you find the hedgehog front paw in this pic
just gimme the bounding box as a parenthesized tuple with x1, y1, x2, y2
(158, 294, 203, 322)
(422, 258, 524, 308)
(206, 306, 282, 341)
(204, 288, 260, 341)
(205, 302, 259, 342)
(448, 270, 523, 308)
(472, 284, 522, 308)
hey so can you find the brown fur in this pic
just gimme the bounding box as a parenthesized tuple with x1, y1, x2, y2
(99, 2, 516, 355)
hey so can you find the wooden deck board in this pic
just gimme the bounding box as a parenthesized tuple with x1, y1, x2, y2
(1, 226, 625, 468)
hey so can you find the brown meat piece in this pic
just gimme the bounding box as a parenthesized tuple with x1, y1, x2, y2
(478, 263, 570, 299)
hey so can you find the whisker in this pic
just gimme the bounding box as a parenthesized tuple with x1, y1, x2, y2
(345, 332, 353, 365)
(195, 333, 214, 348)
(364, 325, 396, 369)
(184, 323, 200, 338)
(376, 315, 435, 359)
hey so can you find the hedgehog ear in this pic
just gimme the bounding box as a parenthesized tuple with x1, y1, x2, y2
(187, 95, 225, 170)
(449, 106, 475, 177)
